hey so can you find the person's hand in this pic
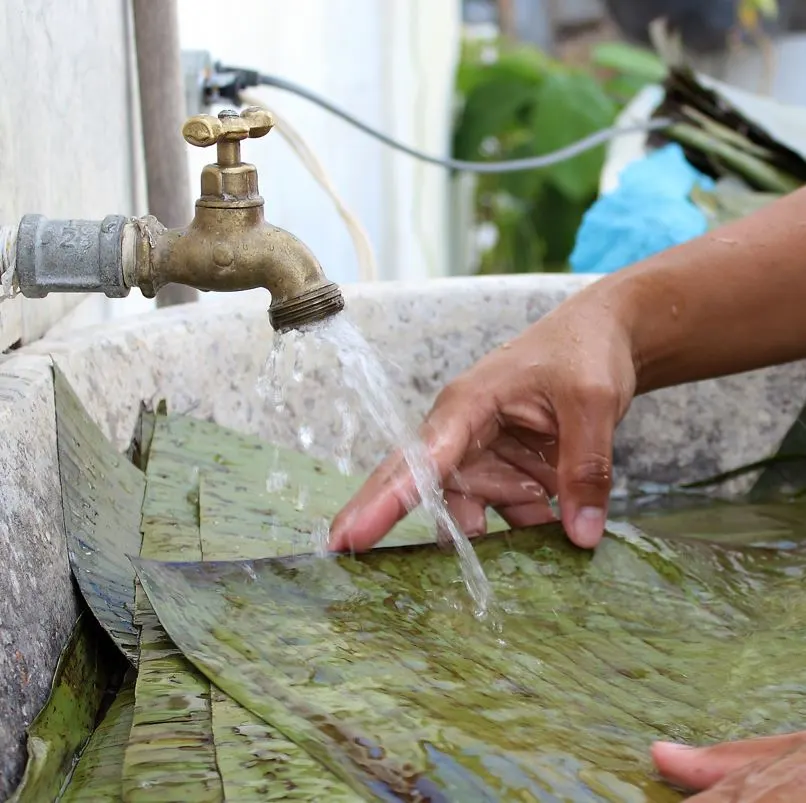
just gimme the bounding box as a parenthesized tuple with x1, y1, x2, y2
(329, 291, 638, 552)
(652, 732, 806, 801)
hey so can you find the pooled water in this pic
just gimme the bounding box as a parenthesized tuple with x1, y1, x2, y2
(258, 313, 494, 617)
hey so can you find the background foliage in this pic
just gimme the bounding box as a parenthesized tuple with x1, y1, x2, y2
(451, 38, 664, 275)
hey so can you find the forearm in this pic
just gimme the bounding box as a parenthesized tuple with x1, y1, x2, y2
(591, 186, 806, 394)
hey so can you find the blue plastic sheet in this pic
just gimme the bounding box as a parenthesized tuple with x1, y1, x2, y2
(570, 144, 713, 274)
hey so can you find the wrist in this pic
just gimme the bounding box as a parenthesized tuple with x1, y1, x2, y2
(584, 257, 692, 396)
(562, 271, 649, 392)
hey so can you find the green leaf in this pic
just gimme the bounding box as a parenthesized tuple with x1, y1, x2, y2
(456, 41, 553, 98)
(626, 501, 806, 548)
(209, 666, 358, 801)
(10, 615, 113, 803)
(690, 182, 781, 230)
(497, 141, 544, 200)
(531, 71, 618, 202)
(122, 415, 224, 803)
(136, 518, 806, 801)
(197, 457, 361, 801)
(60, 673, 136, 802)
(591, 42, 667, 83)
(128, 412, 360, 800)
(453, 74, 540, 160)
(667, 123, 801, 193)
(532, 183, 590, 266)
(54, 365, 145, 664)
(151, 411, 430, 551)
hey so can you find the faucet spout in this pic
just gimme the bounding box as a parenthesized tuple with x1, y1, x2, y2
(136, 106, 344, 332)
(133, 212, 344, 332)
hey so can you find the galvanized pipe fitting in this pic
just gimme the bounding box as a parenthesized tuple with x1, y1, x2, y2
(16, 214, 131, 298)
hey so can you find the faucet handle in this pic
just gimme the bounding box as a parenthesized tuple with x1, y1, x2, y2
(182, 107, 274, 148)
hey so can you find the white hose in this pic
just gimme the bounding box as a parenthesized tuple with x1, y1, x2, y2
(239, 92, 379, 283)
(0, 225, 19, 302)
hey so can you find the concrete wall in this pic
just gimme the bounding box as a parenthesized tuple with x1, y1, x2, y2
(0, 0, 146, 351)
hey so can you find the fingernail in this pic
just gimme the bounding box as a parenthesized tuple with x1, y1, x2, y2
(656, 742, 695, 753)
(572, 507, 605, 548)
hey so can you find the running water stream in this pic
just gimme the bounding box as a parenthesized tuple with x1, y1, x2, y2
(258, 314, 494, 617)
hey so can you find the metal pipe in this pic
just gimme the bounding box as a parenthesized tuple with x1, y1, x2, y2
(131, 0, 198, 308)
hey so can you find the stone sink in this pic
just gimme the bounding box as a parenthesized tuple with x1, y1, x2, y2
(1, 273, 803, 797)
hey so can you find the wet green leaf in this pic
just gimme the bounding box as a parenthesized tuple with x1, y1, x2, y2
(624, 501, 806, 549)
(125, 414, 358, 801)
(11, 615, 112, 803)
(122, 415, 224, 803)
(53, 366, 145, 664)
(60, 673, 136, 802)
(136, 522, 806, 802)
(125, 403, 158, 473)
(209, 688, 358, 802)
(198, 450, 363, 799)
(153, 411, 429, 550)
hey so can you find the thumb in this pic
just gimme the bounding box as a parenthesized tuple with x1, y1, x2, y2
(329, 388, 482, 552)
(651, 734, 806, 792)
(555, 386, 617, 549)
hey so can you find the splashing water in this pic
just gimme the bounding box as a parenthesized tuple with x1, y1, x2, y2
(311, 316, 493, 616)
(259, 329, 304, 493)
(257, 313, 494, 617)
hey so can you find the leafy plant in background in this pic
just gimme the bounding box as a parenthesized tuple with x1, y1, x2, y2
(452, 38, 666, 275)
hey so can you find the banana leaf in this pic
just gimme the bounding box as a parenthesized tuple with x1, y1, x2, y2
(59, 673, 136, 802)
(10, 614, 113, 803)
(122, 414, 224, 803)
(53, 366, 145, 664)
(155, 412, 429, 548)
(622, 500, 806, 549)
(125, 413, 356, 801)
(125, 402, 161, 472)
(135, 521, 806, 802)
(749, 397, 806, 501)
(198, 455, 363, 799)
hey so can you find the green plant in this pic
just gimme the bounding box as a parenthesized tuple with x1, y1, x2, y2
(452, 38, 665, 275)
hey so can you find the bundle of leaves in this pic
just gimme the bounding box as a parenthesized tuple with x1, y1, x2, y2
(654, 66, 806, 196)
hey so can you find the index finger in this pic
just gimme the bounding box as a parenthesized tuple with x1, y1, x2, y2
(328, 391, 486, 552)
(328, 451, 415, 552)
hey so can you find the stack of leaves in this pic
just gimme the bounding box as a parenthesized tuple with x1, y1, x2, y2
(9, 367, 806, 801)
(655, 67, 806, 196)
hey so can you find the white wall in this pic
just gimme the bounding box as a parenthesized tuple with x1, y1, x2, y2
(178, 0, 461, 288)
(0, 0, 146, 348)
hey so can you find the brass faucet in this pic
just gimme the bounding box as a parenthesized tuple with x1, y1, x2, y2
(132, 106, 344, 331)
(12, 106, 344, 331)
